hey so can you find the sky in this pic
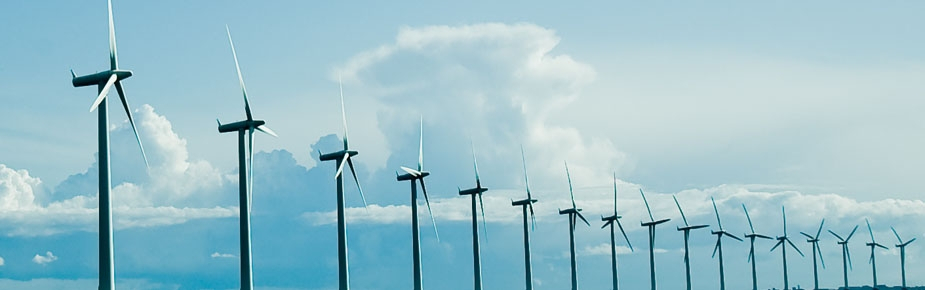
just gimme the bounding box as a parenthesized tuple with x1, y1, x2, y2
(1, 0, 925, 289)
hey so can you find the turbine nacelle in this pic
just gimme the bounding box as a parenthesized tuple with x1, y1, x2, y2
(642, 219, 670, 227)
(746, 233, 774, 240)
(512, 198, 538, 206)
(459, 187, 488, 196)
(396, 170, 430, 181)
(320, 149, 360, 161)
(601, 214, 622, 222)
(72, 69, 133, 87)
(679, 224, 709, 231)
(218, 119, 267, 133)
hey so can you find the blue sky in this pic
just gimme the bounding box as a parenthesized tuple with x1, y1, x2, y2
(2, 1, 925, 289)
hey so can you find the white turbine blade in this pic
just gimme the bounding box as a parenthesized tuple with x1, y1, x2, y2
(226, 26, 251, 121)
(478, 193, 488, 239)
(829, 230, 845, 242)
(846, 225, 859, 241)
(420, 179, 440, 242)
(639, 188, 654, 222)
(673, 195, 689, 227)
(801, 232, 815, 240)
(90, 74, 117, 112)
(521, 146, 533, 200)
(471, 142, 481, 183)
(845, 245, 851, 270)
(255, 125, 278, 137)
(115, 81, 149, 168)
(787, 239, 804, 257)
(616, 219, 632, 251)
(770, 240, 783, 252)
(334, 153, 349, 179)
(576, 212, 590, 227)
(612, 172, 618, 215)
(418, 116, 423, 171)
(866, 218, 876, 243)
(108, 0, 117, 70)
(891, 226, 903, 244)
(347, 157, 368, 209)
(712, 239, 720, 258)
(247, 126, 254, 212)
(725, 232, 743, 242)
(782, 206, 788, 235)
(818, 244, 826, 269)
(815, 219, 826, 239)
(565, 162, 575, 208)
(339, 75, 349, 149)
(400, 166, 421, 177)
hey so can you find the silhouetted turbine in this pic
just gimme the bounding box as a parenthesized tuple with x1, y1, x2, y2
(558, 162, 590, 290)
(70, 1, 148, 288)
(217, 27, 278, 290)
(891, 226, 916, 290)
(639, 188, 670, 290)
(396, 118, 438, 290)
(865, 219, 888, 290)
(770, 206, 804, 290)
(673, 195, 706, 290)
(603, 173, 633, 290)
(511, 146, 538, 290)
(319, 78, 368, 290)
(800, 219, 826, 290)
(829, 225, 859, 290)
(458, 145, 489, 290)
(742, 204, 773, 290)
(710, 197, 742, 290)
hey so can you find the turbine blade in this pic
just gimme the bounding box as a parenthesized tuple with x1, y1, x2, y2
(225, 26, 251, 121)
(829, 230, 845, 242)
(673, 195, 689, 227)
(400, 166, 421, 176)
(576, 212, 590, 227)
(255, 125, 278, 137)
(420, 179, 440, 242)
(471, 141, 480, 184)
(612, 172, 618, 216)
(108, 0, 117, 70)
(711, 197, 723, 230)
(782, 206, 788, 235)
(616, 219, 633, 251)
(846, 225, 859, 241)
(846, 246, 852, 270)
(815, 219, 826, 239)
(529, 202, 536, 231)
(90, 74, 117, 112)
(906, 237, 916, 245)
(800, 232, 814, 240)
(787, 239, 804, 257)
(743, 204, 756, 234)
(565, 161, 575, 209)
(891, 226, 903, 244)
(712, 239, 720, 258)
(869, 251, 874, 264)
(418, 117, 423, 171)
(639, 188, 654, 222)
(602, 220, 613, 229)
(478, 193, 488, 239)
(770, 240, 783, 252)
(248, 126, 254, 212)
(347, 157, 368, 209)
(334, 153, 349, 179)
(876, 244, 888, 250)
(114, 81, 148, 168)
(339, 75, 348, 149)
(817, 244, 826, 269)
(521, 145, 532, 201)
(748, 247, 754, 263)
(725, 232, 743, 242)
(866, 218, 876, 244)
(216, 118, 221, 127)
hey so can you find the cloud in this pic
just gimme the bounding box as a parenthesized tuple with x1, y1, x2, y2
(0, 105, 237, 236)
(32, 251, 56, 265)
(210, 252, 235, 258)
(337, 22, 626, 187)
(0, 256, 4, 266)
(580, 243, 633, 257)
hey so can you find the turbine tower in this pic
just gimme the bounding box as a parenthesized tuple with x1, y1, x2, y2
(770, 206, 804, 290)
(639, 188, 670, 290)
(217, 27, 278, 290)
(318, 79, 369, 290)
(890, 226, 916, 290)
(829, 225, 859, 289)
(673, 195, 707, 290)
(602, 173, 633, 290)
(511, 147, 538, 290)
(742, 204, 773, 290)
(865, 219, 888, 290)
(70, 1, 147, 289)
(558, 162, 591, 290)
(396, 119, 439, 290)
(710, 197, 743, 290)
(458, 146, 489, 290)
(799, 219, 826, 290)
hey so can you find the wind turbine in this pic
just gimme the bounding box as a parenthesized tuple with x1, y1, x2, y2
(709, 197, 743, 290)
(865, 219, 888, 290)
(770, 206, 804, 290)
(217, 27, 278, 290)
(639, 188, 670, 290)
(70, 1, 147, 289)
(829, 225, 859, 290)
(799, 219, 826, 290)
(673, 195, 707, 290)
(890, 226, 916, 290)
(458, 145, 489, 290)
(602, 173, 633, 290)
(558, 162, 590, 290)
(742, 204, 773, 290)
(318, 78, 368, 290)
(511, 147, 538, 290)
(396, 118, 439, 290)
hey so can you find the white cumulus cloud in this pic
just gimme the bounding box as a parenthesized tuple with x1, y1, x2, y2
(210, 252, 235, 258)
(32, 251, 56, 265)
